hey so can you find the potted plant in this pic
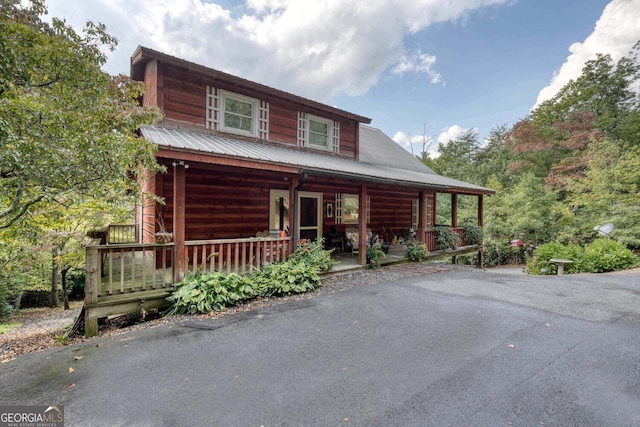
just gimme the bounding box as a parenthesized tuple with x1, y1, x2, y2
(366, 241, 386, 269)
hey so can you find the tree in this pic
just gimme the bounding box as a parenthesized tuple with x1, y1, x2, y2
(0, 0, 162, 310)
(0, 0, 162, 231)
(428, 129, 481, 184)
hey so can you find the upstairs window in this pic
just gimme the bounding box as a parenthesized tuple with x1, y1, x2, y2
(220, 91, 258, 137)
(298, 112, 340, 153)
(308, 116, 331, 149)
(207, 86, 269, 139)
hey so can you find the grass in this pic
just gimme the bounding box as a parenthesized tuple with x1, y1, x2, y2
(0, 323, 22, 334)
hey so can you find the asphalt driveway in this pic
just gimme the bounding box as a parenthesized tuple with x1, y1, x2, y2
(2, 266, 640, 426)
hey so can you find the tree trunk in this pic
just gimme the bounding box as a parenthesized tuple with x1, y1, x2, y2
(50, 248, 59, 308)
(61, 267, 70, 310)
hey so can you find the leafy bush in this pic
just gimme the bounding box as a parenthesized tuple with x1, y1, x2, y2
(527, 242, 582, 275)
(288, 239, 335, 272)
(527, 239, 638, 274)
(581, 239, 638, 273)
(250, 261, 321, 296)
(166, 271, 256, 315)
(406, 240, 429, 262)
(463, 225, 483, 246)
(166, 239, 333, 315)
(365, 243, 386, 269)
(434, 227, 460, 251)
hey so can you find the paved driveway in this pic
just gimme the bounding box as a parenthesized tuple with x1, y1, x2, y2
(2, 266, 640, 426)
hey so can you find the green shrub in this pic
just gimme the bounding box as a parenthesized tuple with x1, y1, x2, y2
(434, 227, 460, 251)
(463, 225, 483, 246)
(527, 239, 638, 274)
(406, 240, 429, 262)
(288, 239, 335, 272)
(166, 240, 334, 315)
(581, 239, 638, 273)
(166, 271, 256, 315)
(527, 242, 583, 275)
(251, 261, 321, 296)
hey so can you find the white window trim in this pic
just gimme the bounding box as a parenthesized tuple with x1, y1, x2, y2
(297, 112, 340, 153)
(307, 114, 332, 151)
(219, 90, 259, 138)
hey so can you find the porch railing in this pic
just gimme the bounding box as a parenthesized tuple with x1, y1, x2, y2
(185, 237, 292, 274)
(422, 227, 467, 252)
(106, 224, 139, 244)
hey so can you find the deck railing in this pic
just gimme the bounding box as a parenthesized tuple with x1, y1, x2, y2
(185, 237, 292, 274)
(422, 227, 466, 252)
(106, 224, 139, 244)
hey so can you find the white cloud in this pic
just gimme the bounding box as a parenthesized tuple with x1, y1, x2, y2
(534, 0, 640, 108)
(45, 0, 508, 103)
(437, 125, 468, 146)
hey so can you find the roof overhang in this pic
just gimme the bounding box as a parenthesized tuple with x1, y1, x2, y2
(142, 125, 495, 196)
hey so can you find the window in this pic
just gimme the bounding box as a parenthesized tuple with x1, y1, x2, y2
(220, 90, 258, 137)
(342, 194, 359, 224)
(297, 112, 340, 152)
(207, 86, 269, 139)
(269, 190, 290, 234)
(308, 117, 330, 149)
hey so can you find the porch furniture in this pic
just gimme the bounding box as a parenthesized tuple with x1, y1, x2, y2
(345, 227, 372, 256)
(550, 258, 573, 275)
(328, 226, 344, 253)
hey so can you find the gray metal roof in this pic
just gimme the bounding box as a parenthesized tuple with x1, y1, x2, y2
(140, 125, 494, 194)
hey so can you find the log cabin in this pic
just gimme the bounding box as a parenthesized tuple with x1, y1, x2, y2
(130, 45, 495, 278)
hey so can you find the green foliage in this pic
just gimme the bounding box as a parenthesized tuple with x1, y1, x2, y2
(527, 239, 638, 275)
(288, 239, 335, 272)
(251, 261, 321, 296)
(166, 240, 333, 315)
(366, 242, 386, 268)
(527, 242, 583, 275)
(165, 271, 257, 315)
(433, 227, 460, 251)
(406, 240, 429, 262)
(463, 225, 483, 246)
(0, 0, 162, 230)
(581, 239, 639, 273)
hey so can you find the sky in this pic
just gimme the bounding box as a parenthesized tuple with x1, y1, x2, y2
(45, 0, 640, 157)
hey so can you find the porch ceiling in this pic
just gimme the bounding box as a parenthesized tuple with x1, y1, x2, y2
(140, 125, 495, 195)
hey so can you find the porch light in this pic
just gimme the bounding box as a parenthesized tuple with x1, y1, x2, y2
(172, 160, 189, 169)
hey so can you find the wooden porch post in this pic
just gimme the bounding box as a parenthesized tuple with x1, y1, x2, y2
(358, 185, 367, 266)
(418, 190, 426, 243)
(290, 176, 298, 248)
(84, 241, 100, 337)
(173, 162, 186, 282)
(451, 194, 458, 228)
(477, 194, 484, 268)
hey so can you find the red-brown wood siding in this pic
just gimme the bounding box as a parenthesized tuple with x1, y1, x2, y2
(143, 60, 158, 108)
(153, 63, 359, 159)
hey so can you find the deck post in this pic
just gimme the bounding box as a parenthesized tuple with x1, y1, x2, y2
(418, 190, 426, 243)
(173, 161, 187, 282)
(84, 240, 101, 337)
(477, 195, 484, 268)
(358, 185, 367, 266)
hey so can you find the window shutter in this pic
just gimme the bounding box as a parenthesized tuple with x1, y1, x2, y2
(206, 86, 220, 130)
(412, 198, 419, 230)
(425, 195, 433, 227)
(259, 100, 269, 140)
(335, 193, 343, 224)
(332, 121, 340, 153)
(297, 112, 307, 147)
(366, 195, 371, 224)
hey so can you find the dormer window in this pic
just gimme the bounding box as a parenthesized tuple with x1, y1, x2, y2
(206, 86, 269, 139)
(298, 112, 340, 153)
(308, 116, 331, 150)
(220, 91, 258, 137)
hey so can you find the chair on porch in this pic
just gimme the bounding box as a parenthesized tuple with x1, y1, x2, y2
(345, 227, 372, 256)
(327, 226, 344, 253)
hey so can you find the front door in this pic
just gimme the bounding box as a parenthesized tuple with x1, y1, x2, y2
(298, 192, 322, 241)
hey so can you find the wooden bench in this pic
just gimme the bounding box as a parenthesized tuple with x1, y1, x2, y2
(550, 258, 573, 275)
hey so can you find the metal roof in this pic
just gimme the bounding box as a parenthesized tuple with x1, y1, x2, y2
(140, 125, 494, 195)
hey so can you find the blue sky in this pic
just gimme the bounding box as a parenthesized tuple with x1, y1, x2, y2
(46, 0, 640, 156)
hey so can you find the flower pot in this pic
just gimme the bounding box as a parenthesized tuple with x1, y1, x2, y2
(155, 232, 174, 243)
